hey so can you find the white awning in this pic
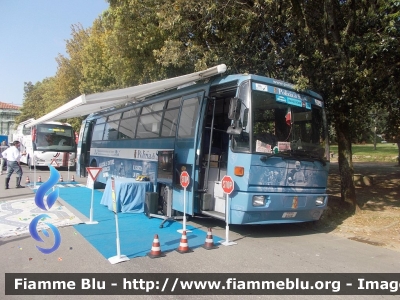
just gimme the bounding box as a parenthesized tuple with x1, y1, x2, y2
(26, 64, 227, 128)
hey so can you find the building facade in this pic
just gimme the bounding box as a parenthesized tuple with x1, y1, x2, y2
(0, 102, 21, 138)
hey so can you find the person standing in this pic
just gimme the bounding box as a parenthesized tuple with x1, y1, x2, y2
(0, 140, 9, 175)
(2, 141, 26, 189)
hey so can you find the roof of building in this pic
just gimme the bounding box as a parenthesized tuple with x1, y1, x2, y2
(0, 102, 21, 110)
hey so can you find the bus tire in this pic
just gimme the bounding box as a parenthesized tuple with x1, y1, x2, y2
(26, 156, 33, 169)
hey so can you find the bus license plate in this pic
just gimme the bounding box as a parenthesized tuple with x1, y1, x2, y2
(282, 212, 297, 218)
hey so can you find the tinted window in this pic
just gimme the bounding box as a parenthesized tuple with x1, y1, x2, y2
(178, 97, 199, 138)
(161, 108, 180, 137)
(118, 117, 138, 139)
(92, 123, 105, 140)
(103, 113, 121, 140)
(137, 112, 162, 138)
(136, 102, 165, 138)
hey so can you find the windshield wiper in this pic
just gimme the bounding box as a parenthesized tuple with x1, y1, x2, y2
(287, 149, 327, 166)
(260, 150, 326, 166)
(259, 151, 291, 162)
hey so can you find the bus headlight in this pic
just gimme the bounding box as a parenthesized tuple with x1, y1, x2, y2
(315, 196, 325, 206)
(252, 195, 265, 206)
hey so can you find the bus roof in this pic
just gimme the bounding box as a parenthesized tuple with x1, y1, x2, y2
(210, 74, 324, 100)
(25, 64, 227, 128)
(18, 119, 72, 129)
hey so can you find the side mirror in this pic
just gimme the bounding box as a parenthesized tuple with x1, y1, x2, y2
(227, 126, 243, 135)
(228, 97, 241, 120)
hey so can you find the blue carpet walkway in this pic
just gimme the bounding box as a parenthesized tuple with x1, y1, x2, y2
(58, 187, 221, 259)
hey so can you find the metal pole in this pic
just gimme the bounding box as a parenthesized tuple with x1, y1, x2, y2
(221, 193, 236, 246)
(183, 188, 186, 231)
(178, 187, 191, 233)
(90, 187, 94, 222)
(33, 155, 36, 189)
(85, 180, 98, 225)
(115, 213, 121, 258)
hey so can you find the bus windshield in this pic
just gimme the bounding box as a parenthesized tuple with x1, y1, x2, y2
(35, 124, 75, 152)
(233, 82, 327, 160)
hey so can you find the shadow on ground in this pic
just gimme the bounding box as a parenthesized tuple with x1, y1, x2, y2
(190, 163, 400, 245)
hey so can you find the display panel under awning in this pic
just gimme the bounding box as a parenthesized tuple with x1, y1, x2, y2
(26, 64, 227, 128)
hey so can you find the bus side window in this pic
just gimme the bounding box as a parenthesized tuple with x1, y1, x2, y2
(161, 109, 179, 137)
(178, 97, 199, 138)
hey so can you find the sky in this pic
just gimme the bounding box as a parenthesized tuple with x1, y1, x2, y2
(0, 0, 109, 106)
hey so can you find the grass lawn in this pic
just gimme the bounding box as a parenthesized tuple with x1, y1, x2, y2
(330, 143, 399, 162)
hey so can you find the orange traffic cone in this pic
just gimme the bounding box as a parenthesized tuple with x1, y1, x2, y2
(37, 176, 42, 183)
(202, 228, 218, 250)
(59, 175, 63, 182)
(147, 234, 165, 258)
(176, 230, 192, 253)
(26, 176, 30, 184)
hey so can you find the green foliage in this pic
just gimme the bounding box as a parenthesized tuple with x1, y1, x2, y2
(102, 0, 173, 85)
(16, 82, 42, 124)
(17, 0, 399, 129)
(15, 0, 399, 206)
(16, 78, 64, 124)
(330, 143, 398, 162)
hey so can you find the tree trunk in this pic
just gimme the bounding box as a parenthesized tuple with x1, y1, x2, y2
(335, 122, 360, 213)
(397, 141, 400, 166)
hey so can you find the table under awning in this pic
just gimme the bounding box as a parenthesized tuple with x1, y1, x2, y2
(100, 177, 153, 213)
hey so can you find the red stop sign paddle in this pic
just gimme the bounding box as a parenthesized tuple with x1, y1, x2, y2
(180, 171, 190, 188)
(221, 175, 234, 194)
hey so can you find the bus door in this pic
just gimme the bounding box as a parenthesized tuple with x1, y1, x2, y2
(198, 94, 232, 218)
(77, 120, 94, 177)
(172, 92, 205, 215)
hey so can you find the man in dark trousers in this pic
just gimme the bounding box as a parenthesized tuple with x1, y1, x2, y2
(0, 140, 8, 175)
(1, 141, 26, 189)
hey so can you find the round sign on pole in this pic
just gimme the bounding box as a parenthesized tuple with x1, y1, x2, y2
(221, 175, 234, 194)
(180, 171, 190, 188)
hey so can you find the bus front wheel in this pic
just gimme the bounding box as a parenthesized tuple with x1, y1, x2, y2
(26, 156, 33, 169)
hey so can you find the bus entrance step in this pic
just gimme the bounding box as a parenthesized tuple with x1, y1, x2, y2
(201, 210, 225, 221)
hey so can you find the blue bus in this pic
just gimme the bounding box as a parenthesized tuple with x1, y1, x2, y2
(76, 69, 329, 224)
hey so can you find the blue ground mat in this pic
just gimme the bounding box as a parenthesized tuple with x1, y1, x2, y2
(58, 187, 221, 259)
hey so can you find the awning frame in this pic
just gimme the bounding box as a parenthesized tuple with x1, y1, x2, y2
(26, 64, 227, 128)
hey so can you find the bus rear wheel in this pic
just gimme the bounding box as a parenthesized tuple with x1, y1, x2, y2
(26, 156, 33, 169)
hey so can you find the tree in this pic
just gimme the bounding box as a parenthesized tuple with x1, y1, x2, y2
(16, 82, 42, 124)
(103, 0, 176, 85)
(385, 102, 400, 165)
(151, 0, 399, 212)
(79, 18, 117, 93)
(54, 24, 97, 132)
(55, 24, 90, 99)
(16, 79, 60, 124)
(18, 0, 399, 214)
(285, 0, 399, 210)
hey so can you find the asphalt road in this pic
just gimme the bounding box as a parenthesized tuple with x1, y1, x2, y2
(1, 164, 399, 300)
